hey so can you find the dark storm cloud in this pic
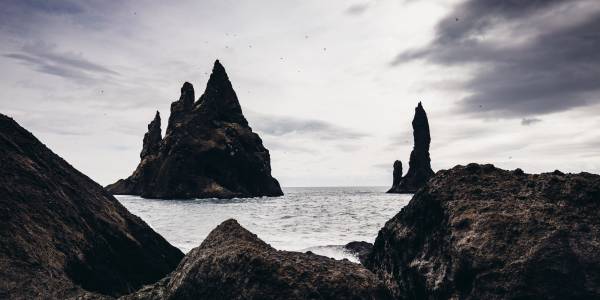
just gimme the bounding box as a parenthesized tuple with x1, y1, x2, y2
(250, 114, 368, 140)
(392, 0, 600, 118)
(4, 43, 118, 83)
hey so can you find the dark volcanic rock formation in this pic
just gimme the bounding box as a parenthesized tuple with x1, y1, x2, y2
(344, 241, 373, 265)
(140, 111, 162, 159)
(106, 60, 283, 199)
(368, 163, 600, 299)
(388, 102, 434, 193)
(124, 219, 393, 300)
(390, 160, 402, 190)
(0, 114, 183, 299)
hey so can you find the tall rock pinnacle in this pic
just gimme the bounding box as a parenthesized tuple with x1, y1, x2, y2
(106, 60, 283, 199)
(167, 82, 195, 134)
(197, 60, 248, 126)
(140, 111, 162, 159)
(388, 102, 434, 193)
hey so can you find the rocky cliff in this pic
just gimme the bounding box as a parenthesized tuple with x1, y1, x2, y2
(124, 219, 393, 300)
(0, 114, 183, 299)
(106, 60, 283, 199)
(387, 102, 434, 193)
(369, 163, 600, 299)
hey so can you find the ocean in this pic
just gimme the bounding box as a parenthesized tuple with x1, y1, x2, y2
(117, 186, 411, 263)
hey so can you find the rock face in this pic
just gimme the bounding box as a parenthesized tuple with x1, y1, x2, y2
(106, 60, 283, 199)
(387, 102, 434, 193)
(0, 114, 183, 299)
(124, 219, 393, 300)
(368, 163, 600, 299)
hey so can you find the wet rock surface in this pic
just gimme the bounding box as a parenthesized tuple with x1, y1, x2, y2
(344, 241, 373, 265)
(124, 219, 393, 300)
(369, 163, 600, 299)
(388, 102, 434, 193)
(0, 114, 183, 299)
(107, 60, 282, 199)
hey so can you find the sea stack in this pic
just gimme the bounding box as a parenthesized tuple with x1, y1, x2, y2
(106, 60, 283, 199)
(0, 114, 183, 299)
(387, 102, 434, 193)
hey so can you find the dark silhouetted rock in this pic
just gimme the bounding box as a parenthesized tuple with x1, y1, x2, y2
(124, 219, 393, 300)
(106, 60, 283, 199)
(0, 114, 183, 299)
(387, 160, 403, 193)
(388, 102, 434, 193)
(344, 241, 373, 265)
(368, 163, 600, 299)
(140, 111, 162, 159)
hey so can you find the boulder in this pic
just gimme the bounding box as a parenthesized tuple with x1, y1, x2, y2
(124, 219, 393, 300)
(388, 102, 434, 193)
(368, 163, 600, 299)
(0, 114, 183, 299)
(344, 241, 373, 265)
(107, 60, 283, 199)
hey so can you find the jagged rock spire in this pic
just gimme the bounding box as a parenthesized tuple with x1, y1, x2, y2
(180, 81, 195, 110)
(197, 60, 248, 126)
(388, 102, 434, 193)
(167, 82, 195, 134)
(411, 102, 431, 157)
(391, 160, 402, 188)
(140, 111, 162, 159)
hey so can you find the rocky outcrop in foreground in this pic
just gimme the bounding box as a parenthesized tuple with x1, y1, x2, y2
(369, 163, 600, 299)
(124, 219, 393, 300)
(387, 102, 434, 193)
(0, 114, 183, 299)
(107, 60, 283, 199)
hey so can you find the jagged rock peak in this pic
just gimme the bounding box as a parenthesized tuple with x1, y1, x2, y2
(180, 81, 195, 109)
(389, 160, 402, 191)
(198, 59, 248, 126)
(140, 111, 162, 159)
(412, 101, 430, 152)
(167, 82, 195, 134)
(388, 102, 434, 193)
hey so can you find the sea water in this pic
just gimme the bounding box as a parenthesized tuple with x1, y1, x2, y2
(117, 187, 411, 263)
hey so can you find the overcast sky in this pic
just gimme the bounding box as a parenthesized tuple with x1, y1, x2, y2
(1, 0, 599, 187)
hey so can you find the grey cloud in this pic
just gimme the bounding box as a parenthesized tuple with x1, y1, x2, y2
(7, 0, 85, 15)
(345, 3, 370, 15)
(263, 139, 315, 154)
(18, 114, 95, 136)
(392, 0, 600, 118)
(335, 143, 361, 152)
(4, 43, 118, 83)
(0, 0, 121, 35)
(250, 113, 368, 140)
(521, 117, 542, 126)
